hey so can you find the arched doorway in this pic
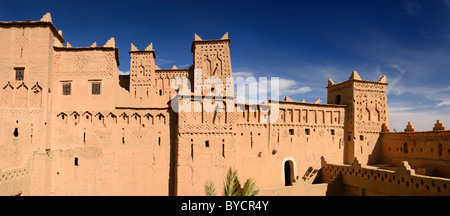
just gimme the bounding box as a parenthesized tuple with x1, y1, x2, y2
(284, 160, 294, 186)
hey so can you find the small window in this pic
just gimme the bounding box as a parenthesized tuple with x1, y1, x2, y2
(15, 68, 24, 81)
(336, 95, 341, 104)
(211, 87, 215, 92)
(331, 129, 335, 135)
(62, 83, 71, 95)
(74, 157, 78, 166)
(289, 129, 294, 135)
(205, 140, 210, 148)
(92, 83, 101, 95)
(305, 129, 310, 135)
(360, 135, 364, 141)
(159, 89, 162, 96)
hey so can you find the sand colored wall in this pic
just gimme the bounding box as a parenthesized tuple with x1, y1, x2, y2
(174, 97, 346, 195)
(52, 47, 118, 111)
(235, 102, 346, 190)
(0, 21, 62, 195)
(49, 108, 172, 195)
(379, 131, 450, 178)
(327, 73, 389, 165)
(320, 157, 450, 196)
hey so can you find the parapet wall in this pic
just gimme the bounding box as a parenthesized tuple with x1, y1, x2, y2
(379, 130, 450, 178)
(0, 159, 31, 196)
(320, 157, 450, 196)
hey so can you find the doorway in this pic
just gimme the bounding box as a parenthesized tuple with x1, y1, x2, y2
(284, 160, 294, 186)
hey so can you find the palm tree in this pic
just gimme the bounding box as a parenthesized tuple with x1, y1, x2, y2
(204, 167, 259, 196)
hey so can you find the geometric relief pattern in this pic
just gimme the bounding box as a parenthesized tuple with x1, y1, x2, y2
(15, 83, 28, 107)
(30, 82, 43, 107)
(74, 53, 89, 69)
(1, 83, 14, 107)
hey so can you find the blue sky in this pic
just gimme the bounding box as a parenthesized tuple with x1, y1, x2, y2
(1, 0, 449, 131)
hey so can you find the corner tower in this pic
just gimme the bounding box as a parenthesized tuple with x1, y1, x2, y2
(191, 33, 233, 96)
(327, 71, 389, 165)
(129, 43, 156, 102)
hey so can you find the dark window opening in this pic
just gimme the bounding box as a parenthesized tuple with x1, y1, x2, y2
(92, 83, 101, 95)
(438, 144, 443, 156)
(284, 161, 293, 186)
(305, 129, 310, 135)
(336, 95, 341, 104)
(360, 135, 364, 141)
(159, 89, 162, 96)
(289, 129, 294, 135)
(331, 129, 335, 135)
(348, 135, 351, 141)
(74, 157, 78, 166)
(15, 68, 24, 81)
(191, 144, 194, 160)
(222, 144, 225, 158)
(62, 83, 71, 95)
(205, 140, 210, 148)
(13, 128, 19, 137)
(158, 137, 161, 146)
(404, 142, 408, 154)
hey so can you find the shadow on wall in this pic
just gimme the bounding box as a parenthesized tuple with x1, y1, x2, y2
(325, 173, 344, 196)
(367, 136, 383, 165)
(119, 75, 130, 91)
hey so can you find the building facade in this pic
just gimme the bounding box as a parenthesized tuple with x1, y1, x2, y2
(0, 13, 448, 196)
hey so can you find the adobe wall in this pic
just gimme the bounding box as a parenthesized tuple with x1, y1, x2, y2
(48, 108, 173, 195)
(327, 74, 389, 165)
(174, 99, 237, 196)
(320, 158, 450, 196)
(0, 22, 62, 195)
(379, 131, 450, 178)
(174, 98, 346, 195)
(235, 101, 346, 190)
(52, 47, 118, 111)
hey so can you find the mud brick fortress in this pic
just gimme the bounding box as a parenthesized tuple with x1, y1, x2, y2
(0, 13, 448, 196)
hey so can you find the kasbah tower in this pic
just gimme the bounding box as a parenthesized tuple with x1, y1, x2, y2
(0, 13, 448, 196)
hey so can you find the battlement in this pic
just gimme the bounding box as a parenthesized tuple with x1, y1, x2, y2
(320, 157, 450, 196)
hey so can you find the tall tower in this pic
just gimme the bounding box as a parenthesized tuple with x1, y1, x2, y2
(327, 71, 389, 165)
(129, 43, 156, 103)
(191, 33, 233, 97)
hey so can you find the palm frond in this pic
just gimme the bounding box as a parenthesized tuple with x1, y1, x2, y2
(204, 181, 217, 196)
(223, 167, 239, 196)
(241, 178, 259, 196)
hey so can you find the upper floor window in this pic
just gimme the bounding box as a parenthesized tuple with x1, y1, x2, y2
(92, 82, 101, 95)
(62, 83, 71, 95)
(15, 67, 24, 81)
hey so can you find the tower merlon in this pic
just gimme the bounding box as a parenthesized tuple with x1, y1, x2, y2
(40, 12, 52, 22)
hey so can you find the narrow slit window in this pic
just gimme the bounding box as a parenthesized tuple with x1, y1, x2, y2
(331, 129, 335, 135)
(74, 157, 78, 166)
(205, 140, 210, 148)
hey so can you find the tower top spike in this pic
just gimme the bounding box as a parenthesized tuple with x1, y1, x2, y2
(40, 12, 52, 22)
(349, 70, 362, 80)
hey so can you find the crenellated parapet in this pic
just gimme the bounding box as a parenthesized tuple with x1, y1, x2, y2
(320, 157, 450, 196)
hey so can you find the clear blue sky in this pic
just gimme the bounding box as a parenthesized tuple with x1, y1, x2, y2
(1, 0, 449, 131)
